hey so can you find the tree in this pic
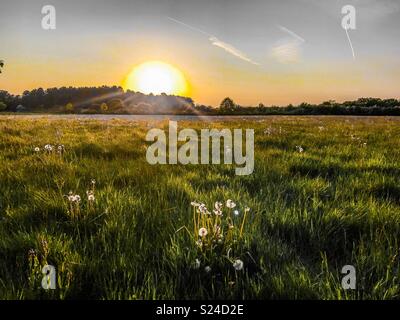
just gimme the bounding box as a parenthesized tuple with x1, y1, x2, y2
(219, 97, 236, 112)
(0, 101, 7, 111)
(100, 102, 108, 113)
(0, 60, 4, 73)
(109, 99, 124, 112)
(65, 103, 74, 113)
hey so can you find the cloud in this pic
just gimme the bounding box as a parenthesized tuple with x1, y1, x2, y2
(209, 36, 260, 65)
(278, 25, 305, 43)
(167, 17, 260, 66)
(272, 42, 301, 64)
(271, 25, 305, 64)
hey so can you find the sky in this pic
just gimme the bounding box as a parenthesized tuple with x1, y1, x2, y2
(0, 0, 399, 106)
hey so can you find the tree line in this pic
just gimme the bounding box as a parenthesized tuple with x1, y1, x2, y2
(217, 97, 400, 116)
(0, 86, 197, 114)
(0, 86, 400, 116)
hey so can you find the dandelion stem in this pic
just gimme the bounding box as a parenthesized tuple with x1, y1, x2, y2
(239, 209, 249, 238)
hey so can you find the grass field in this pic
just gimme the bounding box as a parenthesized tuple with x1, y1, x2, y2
(0, 116, 399, 300)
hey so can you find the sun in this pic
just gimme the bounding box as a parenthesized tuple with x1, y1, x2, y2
(123, 61, 189, 96)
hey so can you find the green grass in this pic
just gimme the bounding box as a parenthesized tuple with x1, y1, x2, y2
(0, 116, 399, 300)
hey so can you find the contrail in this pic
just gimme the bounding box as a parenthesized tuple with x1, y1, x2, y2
(167, 17, 212, 37)
(278, 25, 305, 43)
(167, 16, 260, 66)
(345, 28, 356, 60)
(209, 37, 260, 65)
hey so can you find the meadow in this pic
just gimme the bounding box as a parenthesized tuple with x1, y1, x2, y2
(0, 115, 399, 300)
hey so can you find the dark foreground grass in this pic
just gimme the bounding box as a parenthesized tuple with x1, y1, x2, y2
(0, 116, 399, 300)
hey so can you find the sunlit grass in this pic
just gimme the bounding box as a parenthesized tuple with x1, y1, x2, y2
(0, 116, 399, 299)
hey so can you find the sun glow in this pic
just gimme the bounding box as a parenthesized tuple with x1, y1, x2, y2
(123, 61, 189, 96)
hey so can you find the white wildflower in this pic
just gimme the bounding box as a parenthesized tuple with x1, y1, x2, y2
(204, 266, 211, 273)
(214, 201, 223, 211)
(194, 259, 201, 269)
(86, 190, 95, 202)
(198, 227, 208, 237)
(44, 144, 53, 152)
(296, 146, 304, 153)
(226, 199, 236, 209)
(197, 203, 210, 215)
(233, 259, 244, 271)
(67, 191, 75, 202)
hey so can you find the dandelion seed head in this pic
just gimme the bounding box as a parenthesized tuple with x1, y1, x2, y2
(226, 199, 236, 209)
(233, 259, 244, 271)
(198, 227, 208, 237)
(197, 203, 210, 215)
(44, 144, 53, 152)
(214, 201, 223, 211)
(28, 248, 36, 258)
(296, 146, 304, 153)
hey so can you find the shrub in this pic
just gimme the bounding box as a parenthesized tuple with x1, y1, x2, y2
(65, 103, 74, 113)
(0, 101, 7, 111)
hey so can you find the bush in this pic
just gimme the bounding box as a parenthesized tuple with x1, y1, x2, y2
(65, 103, 74, 113)
(220, 97, 236, 112)
(100, 103, 108, 113)
(0, 101, 7, 111)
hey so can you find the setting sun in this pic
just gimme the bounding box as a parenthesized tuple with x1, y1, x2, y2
(123, 61, 189, 96)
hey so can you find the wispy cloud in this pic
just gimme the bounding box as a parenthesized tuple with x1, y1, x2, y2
(278, 25, 305, 43)
(209, 36, 260, 65)
(167, 17, 260, 66)
(271, 25, 305, 64)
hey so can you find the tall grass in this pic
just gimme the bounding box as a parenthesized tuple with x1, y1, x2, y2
(0, 116, 399, 299)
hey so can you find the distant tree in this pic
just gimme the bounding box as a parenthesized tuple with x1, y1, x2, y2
(109, 99, 124, 112)
(16, 105, 26, 112)
(135, 102, 153, 114)
(65, 103, 74, 113)
(220, 97, 236, 113)
(0, 101, 7, 111)
(100, 102, 108, 113)
(0, 60, 4, 73)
